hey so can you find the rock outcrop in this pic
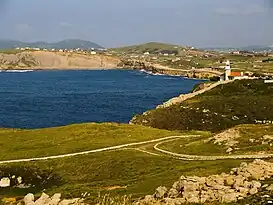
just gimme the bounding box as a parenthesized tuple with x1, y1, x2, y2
(23, 193, 84, 205)
(141, 160, 273, 204)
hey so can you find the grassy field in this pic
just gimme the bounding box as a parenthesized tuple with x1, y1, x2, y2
(112, 42, 182, 55)
(0, 49, 22, 55)
(159, 124, 273, 156)
(131, 80, 273, 132)
(1, 123, 272, 204)
(0, 123, 181, 161)
(0, 148, 243, 202)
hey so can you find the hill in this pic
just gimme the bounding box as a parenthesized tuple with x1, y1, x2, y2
(0, 51, 119, 69)
(0, 39, 103, 50)
(204, 45, 273, 52)
(131, 79, 273, 132)
(112, 42, 185, 55)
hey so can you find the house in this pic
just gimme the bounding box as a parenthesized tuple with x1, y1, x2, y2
(220, 60, 249, 81)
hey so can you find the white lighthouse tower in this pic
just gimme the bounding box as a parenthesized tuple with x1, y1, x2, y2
(225, 60, 231, 81)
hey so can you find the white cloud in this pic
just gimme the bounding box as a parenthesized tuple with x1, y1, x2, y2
(215, 4, 266, 15)
(60, 21, 72, 27)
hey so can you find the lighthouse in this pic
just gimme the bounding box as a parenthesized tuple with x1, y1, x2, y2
(225, 60, 231, 81)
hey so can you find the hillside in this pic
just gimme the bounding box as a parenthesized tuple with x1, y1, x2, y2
(2, 123, 273, 204)
(112, 42, 185, 55)
(131, 79, 273, 132)
(0, 39, 103, 50)
(0, 122, 244, 202)
(0, 51, 119, 69)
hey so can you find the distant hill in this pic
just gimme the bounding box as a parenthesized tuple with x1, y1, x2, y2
(112, 42, 186, 54)
(204, 45, 273, 52)
(0, 39, 103, 50)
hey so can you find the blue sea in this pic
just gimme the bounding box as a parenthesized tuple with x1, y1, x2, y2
(0, 70, 204, 129)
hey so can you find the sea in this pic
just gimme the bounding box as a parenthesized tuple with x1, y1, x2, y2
(0, 70, 204, 129)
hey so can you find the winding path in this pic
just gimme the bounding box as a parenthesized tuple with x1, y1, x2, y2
(154, 138, 273, 161)
(1, 135, 273, 165)
(0, 135, 193, 165)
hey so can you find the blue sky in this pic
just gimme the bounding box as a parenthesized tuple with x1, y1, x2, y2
(0, 0, 272, 48)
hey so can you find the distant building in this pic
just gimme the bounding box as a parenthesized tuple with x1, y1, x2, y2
(90, 51, 97, 55)
(221, 60, 249, 81)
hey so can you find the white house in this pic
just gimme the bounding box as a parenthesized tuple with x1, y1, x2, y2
(221, 60, 249, 81)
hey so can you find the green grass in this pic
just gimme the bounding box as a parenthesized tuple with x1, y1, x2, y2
(0, 49, 22, 55)
(0, 150, 244, 202)
(131, 80, 273, 132)
(0, 123, 181, 161)
(112, 42, 181, 55)
(0, 123, 269, 204)
(158, 124, 273, 156)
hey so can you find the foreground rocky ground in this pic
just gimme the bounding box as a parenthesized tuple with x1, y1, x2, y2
(141, 160, 273, 204)
(3, 160, 273, 205)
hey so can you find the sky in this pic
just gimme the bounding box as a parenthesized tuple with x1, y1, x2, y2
(0, 0, 273, 48)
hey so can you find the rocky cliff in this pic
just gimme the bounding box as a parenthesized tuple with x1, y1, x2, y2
(118, 59, 219, 79)
(0, 51, 120, 69)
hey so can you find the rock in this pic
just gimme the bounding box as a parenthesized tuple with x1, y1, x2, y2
(48, 193, 62, 205)
(17, 176, 23, 184)
(233, 175, 246, 187)
(59, 199, 82, 205)
(154, 186, 168, 199)
(225, 176, 235, 186)
(250, 181, 261, 189)
(24, 193, 35, 205)
(168, 188, 179, 198)
(249, 187, 258, 195)
(266, 184, 273, 191)
(183, 191, 200, 203)
(143, 195, 154, 204)
(226, 147, 233, 153)
(220, 193, 238, 203)
(34, 193, 50, 205)
(0, 177, 10, 187)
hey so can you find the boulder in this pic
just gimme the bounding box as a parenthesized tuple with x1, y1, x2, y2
(48, 193, 62, 205)
(0, 177, 10, 188)
(183, 191, 200, 204)
(143, 195, 155, 204)
(249, 187, 258, 195)
(233, 175, 246, 187)
(225, 176, 235, 186)
(154, 186, 168, 199)
(220, 193, 238, 203)
(250, 181, 261, 189)
(34, 193, 50, 205)
(168, 188, 179, 198)
(24, 193, 35, 205)
(266, 184, 273, 191)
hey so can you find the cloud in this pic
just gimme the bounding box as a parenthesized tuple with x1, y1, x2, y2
(215, 4, 267, 15)
(60, 21, 72, 27)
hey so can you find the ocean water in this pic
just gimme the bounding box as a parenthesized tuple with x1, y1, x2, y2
(0, 70, 204, 129)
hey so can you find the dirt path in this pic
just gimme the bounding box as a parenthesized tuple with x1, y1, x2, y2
(0, 135, 192, 165)
(1, 135, 273, 165)
(154, 139, 273, 161)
